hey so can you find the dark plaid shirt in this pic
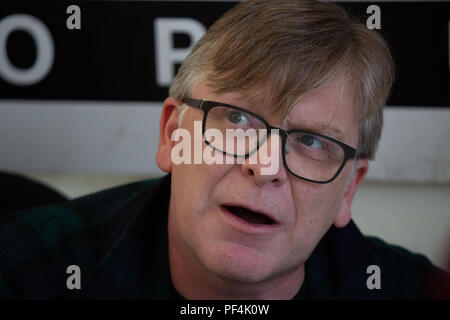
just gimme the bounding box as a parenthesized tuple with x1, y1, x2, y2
(0, 174, 448, 299)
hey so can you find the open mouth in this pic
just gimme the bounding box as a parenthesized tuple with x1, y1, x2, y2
(222, 205, 276, 225)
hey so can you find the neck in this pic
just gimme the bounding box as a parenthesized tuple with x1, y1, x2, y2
(168, 221, 305, 300)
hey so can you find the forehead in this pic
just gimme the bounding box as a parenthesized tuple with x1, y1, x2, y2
(192, 77, 359, 143)
(285, 80, 359, 141)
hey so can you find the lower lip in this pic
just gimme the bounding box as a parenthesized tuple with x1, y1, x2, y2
(219, 206, 281, 234)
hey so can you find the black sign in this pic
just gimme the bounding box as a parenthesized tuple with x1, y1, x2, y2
(0, 1, 449, 107)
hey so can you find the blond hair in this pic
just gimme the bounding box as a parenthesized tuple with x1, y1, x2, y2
(170, 0, 395, 159)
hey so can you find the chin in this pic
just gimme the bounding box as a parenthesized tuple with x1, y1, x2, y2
(200, 241, 280, 284)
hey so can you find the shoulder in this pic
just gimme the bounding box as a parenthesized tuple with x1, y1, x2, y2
(364, 236, 450, 299)
(0, 177, 163, 299)
(314, 221, 450, 299)
(365, 236, 430, 269)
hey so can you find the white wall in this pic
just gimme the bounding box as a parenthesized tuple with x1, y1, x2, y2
(352, 181, 450, 272)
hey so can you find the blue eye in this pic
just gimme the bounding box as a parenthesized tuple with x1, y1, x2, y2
(300, 135, 324, 149)
(228, 112, 249, 125)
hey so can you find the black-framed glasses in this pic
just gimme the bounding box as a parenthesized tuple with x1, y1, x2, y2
(183, 98, 357, 184)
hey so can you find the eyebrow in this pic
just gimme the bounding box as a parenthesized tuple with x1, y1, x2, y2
(286, 119, 346, 141)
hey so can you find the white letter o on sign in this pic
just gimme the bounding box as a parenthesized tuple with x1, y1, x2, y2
(0, 14, 54, 86)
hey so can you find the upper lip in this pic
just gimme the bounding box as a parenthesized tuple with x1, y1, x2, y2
(221, 203, 280, 225)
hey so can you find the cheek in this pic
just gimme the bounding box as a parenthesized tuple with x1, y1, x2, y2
(170, 158, 237, 234)
(287, 180, 346, 247)
(169, 162, 236, 263)
(170, 113, 237, 233)
(172, 163, 223, 208)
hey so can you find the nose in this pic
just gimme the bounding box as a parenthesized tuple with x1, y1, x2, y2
(240, 130, 288, 187)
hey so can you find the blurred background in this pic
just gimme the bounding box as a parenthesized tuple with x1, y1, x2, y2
(0, 0, 449, 271)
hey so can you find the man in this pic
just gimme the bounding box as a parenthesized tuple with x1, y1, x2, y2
(0, 0, 448, 299)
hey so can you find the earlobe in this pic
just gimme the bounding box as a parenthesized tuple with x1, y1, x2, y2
(333, 159, 369, 228)
(156, 97, 181, 173)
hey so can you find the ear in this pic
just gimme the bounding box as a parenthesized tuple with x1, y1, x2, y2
(156, 97, 181, 173)
(333, 159, 369, 228)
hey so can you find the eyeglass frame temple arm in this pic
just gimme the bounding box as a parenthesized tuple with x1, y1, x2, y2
(183, 98, 204, 110)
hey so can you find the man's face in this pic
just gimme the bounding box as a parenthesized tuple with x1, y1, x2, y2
(157, 78, 368, 285)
